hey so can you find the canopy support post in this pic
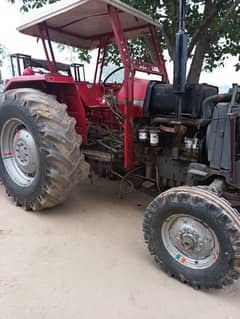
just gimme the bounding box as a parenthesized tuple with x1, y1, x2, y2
(149, 25, 169, 83)
(38, 23, 57, 74)
(108, 4, 134, 169)
(93, 36, 110, 84)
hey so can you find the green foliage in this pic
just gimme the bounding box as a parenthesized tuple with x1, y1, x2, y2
(7, 0, 60, 12)
(57, 43, 91, 64)
(104, 37, 153, 67)
(0, 44, 4, 67)
(0, 43, 8, 67)
(122, 0, 240, 73)
(0, 45, 3, 83)
(0, 44, 8, 82)
(78, 49, 91, 64)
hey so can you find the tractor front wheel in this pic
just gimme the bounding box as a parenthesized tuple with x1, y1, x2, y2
(0, 88, 83, 211)
(143, 186, 240, 289)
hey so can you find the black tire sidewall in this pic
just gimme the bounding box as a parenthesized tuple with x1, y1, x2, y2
(0, 98, 47, 202)
(148, 191, 235, 286)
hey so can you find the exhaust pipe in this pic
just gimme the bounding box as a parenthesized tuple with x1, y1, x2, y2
(173, 0, 188, 122)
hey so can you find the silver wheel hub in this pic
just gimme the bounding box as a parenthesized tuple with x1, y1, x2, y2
(0, 119, 39, 187)
(162, 214, 220, 269)
(13, 129, 38, 174)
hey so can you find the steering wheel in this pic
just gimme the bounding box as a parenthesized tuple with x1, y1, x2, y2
(103, 66, 124, 85)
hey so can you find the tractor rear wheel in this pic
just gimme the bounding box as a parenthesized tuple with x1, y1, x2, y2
(143, 186, 240, 289)
(0, 88, 83, 211)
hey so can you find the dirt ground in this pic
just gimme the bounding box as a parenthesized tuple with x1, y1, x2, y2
(0, 178, 239, 319)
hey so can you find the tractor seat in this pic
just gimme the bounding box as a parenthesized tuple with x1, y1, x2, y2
(77, 82, 104, 107)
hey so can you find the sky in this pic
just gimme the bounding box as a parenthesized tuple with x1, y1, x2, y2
(0, 1, 239, 92)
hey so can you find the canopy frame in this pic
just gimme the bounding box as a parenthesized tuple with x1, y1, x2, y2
(21, 0, 169, 169)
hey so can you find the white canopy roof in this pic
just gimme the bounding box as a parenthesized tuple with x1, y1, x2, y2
(17, 0, 162, 49)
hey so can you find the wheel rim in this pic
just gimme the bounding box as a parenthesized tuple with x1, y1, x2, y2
(0, 118, 39, 187)
(161, 214, 220, 269)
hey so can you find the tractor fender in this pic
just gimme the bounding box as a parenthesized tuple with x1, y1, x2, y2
(3, 75, 87, 144)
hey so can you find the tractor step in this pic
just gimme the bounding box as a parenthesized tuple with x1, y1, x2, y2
(82, 149, 113, 162)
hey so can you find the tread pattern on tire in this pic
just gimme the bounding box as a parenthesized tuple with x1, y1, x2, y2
(143, 186, 240, 289)
(0, 88, 82, 211)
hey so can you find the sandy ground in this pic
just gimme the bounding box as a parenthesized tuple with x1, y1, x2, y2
(0, 178, 239, 319)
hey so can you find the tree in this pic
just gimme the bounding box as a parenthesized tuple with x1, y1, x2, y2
(0, 44, 8, 85)
(0, 44, 4, 79)
(8, 0, 240, 83)
(0, 44, 4, 87)
(122, 0, 240, 83)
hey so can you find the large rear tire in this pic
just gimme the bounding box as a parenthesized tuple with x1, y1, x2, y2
(0, 88, 83, 211)
(143, 186, 240, 289)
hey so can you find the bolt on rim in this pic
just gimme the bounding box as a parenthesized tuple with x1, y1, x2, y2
(161, 214, 220, 269)
(0, 118, 39, 187)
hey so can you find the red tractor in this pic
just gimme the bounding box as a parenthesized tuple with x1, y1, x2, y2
(1, 0, 240, 289)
